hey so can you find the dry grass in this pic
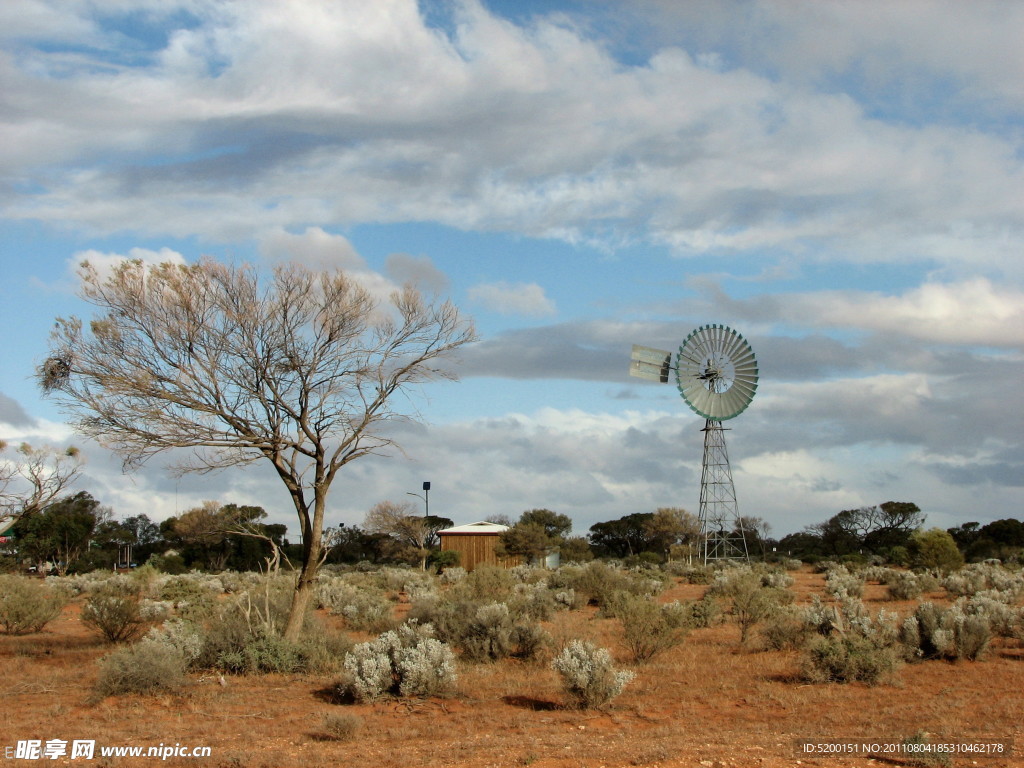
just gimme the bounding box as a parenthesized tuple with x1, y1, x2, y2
(0, 570, 1021, 767)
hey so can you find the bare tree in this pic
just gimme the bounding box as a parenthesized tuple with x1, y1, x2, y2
(364, 500, 430, 570)
(38, 258, 475, 640)
(0, 441, 84, 535)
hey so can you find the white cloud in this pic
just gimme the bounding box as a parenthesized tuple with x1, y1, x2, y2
(757, 279, 1024, 348)
(805, 279, 1024, 347)
(260, 226, 364, 272)
(67, 246, 187, 282)
(258, 226, 399, 306)
(1, 0, 1019, 278)
(469, 281, 556, 317)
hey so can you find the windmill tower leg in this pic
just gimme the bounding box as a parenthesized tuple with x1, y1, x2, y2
(699, 419, 749, 563)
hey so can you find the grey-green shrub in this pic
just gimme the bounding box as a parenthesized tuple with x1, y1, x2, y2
(824, 566, 865, 599)
(416, 599, 548, 663)
(956, 592, 1017, 637)
(551, 640, 634, 709)
(318, 712, 362, 742)
(800, 634, 901, 685)
(217, 634, 306, 674)
(558, 561, 661, 607)
(342, 622, 456, 701)
(662, 562, 714, 583)
(509, 622, 552, 662)
(901, 601, 993, 661)
(81, 583, 145, 643)
(94, 638, 188, 698)
(796, 594, 905, 678)
(709, 569, 792, 645)
(196, 580, 346, 675)
(144, 618, 203, 666)
(459, 602, 516, 662)
(439, 567, 466, 584)
(686, 593, 721, 628)
(613, 593, 690, 662)
(315, 577, 394, 633)
(0, 575, 67, 635)
(510, 580, 559, 621)
(760, 608, 815, 651)
(942, 563, 1024, 598)
(760, 569, 795, 589)
(451, 565, 517, 603)
(887, 571, 924, 600)
(157, 575, 217, 620)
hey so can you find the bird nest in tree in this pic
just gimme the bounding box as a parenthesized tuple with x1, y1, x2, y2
(40, 356, 72, 393)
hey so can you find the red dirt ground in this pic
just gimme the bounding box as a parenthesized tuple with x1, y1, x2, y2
(1, 571, 1021, 768)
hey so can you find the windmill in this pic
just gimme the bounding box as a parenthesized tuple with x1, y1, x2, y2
(630, 324, 759, 563)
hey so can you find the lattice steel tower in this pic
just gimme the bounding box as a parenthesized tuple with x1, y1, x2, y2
(630, 324, 759, 563)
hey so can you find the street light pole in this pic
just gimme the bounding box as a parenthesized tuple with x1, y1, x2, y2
(407, 481, 430, 518)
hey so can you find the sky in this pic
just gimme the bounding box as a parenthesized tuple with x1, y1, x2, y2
(1, 0, 1022, 543)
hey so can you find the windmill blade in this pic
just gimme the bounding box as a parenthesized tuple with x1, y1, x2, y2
(676, 324, 758, 420)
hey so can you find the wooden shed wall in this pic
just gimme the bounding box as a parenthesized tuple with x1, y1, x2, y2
(439, 533, 521, 571)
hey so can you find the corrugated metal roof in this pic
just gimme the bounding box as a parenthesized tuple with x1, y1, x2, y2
(437, 521, 509, 534)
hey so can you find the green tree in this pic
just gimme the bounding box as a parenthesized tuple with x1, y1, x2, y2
(173, 501, 237, 571)
(558, 536, 594, 562)
(909, 528, 964, 572)
(588, 512, 655, 558)
(495, 522, 552, 565)
(808, 501, 924, 557)
(13, 491, 107, 574)
(38, 258, 474, 641)
(519, 509, 572, 539)
(643, 507, 700, 561)
(497, 509, 573, 566)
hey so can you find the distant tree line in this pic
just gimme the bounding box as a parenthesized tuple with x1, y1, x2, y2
(2, 490, 1022, 575)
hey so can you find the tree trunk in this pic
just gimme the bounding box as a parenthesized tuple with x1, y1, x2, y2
(283, 489, 324, 642)
(283, 568, 315, 642)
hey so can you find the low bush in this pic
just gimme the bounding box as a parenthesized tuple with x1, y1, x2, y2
(559, 561, 662, 607)
(685, 593, 721, 628)
(217, 633, 306, 675)
(823, 566, 865, 599)
(450, 565, 516, 603)
(760, 610, 815, 651)
(315, 577, 395, 633)
(709, 569, 792, 645)
(551, 640, 634, 709)
(902, 602, 992, 662)
(317, 712, 362, 742)
(195, 579, 347, 675)
(157, 575, 217, 621)
(456, 602, 516, 662)
(614, 593, 690, 662)
(439, 566, 467, 584)
(662, 562, 714, 583)
(887, 571, 924, 601)
(415, 599, 549, 663)
(342, 622, 457, 701)
(0, 575, 67, 635)
(93, 638, 188, 698)
(510, 580, 559, 621)
(81, 582, 145, 643)
(144, 618, 203, 666)
(800, 634, 901, 685)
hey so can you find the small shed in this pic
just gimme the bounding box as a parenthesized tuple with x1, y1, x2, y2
(437, 521, 522, 571)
